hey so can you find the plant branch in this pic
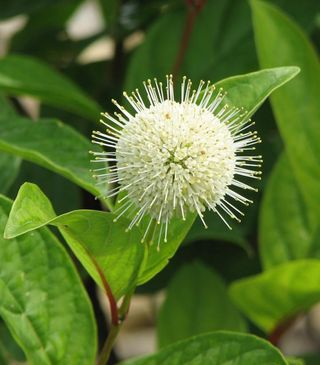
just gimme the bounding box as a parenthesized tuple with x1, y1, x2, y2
(268, 316, 296, 346)
(97, 288, 135, 365)
(90, 255, 119, 326)
(172, 0, 207, 80)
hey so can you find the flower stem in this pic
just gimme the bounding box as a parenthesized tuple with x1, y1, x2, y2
(97, 288, 135, 365)
(97, 323, 120, 365)
(172, 0, 207, 80)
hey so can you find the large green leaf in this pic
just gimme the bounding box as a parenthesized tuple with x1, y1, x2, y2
(157, 261, 247, 348)
(121, 331, 287, 365)
(260, 154, 319, 269)
(229, 260, 320, 333)
(5, 183, 145, 299)
(0, 55, 101, 121)
(0, 115, 112, 209)
(250, 0, 320, 217)
(0, 195, 97, 365)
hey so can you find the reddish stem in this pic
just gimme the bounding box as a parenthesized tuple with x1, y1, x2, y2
(172, 0, 207, 79)
(90, 255, 119, 326)
(268, 316, 296, 346)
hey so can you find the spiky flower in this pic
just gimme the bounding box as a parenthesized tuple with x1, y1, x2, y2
(91, 76, 262, 246)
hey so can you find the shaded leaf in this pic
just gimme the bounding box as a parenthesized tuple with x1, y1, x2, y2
(0, 153, 21, 194)
(0, 55, 101, 121)
(259, 154, 319, 269)
(157, 261, 247, 348)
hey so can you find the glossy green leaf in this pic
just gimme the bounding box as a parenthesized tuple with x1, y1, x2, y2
(0, 195, 97, 365)
(230, 260, 320, 333)
(214, 66, 299, 118)
(260, 154, 319, 269)
(0, 55, 101, 121)
(0, 115, 112, 209)
(251, 0, 320, 217)
(157, 261, 247, 348)
(5, 183, 145, 299)
(121, 331, 287, 365)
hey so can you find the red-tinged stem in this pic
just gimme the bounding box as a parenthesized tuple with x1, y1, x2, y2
(172, 0, 207, 80)
(97, 288, 135, 365)
(268, 316, 296, 346)
(90, 255, 119, 326)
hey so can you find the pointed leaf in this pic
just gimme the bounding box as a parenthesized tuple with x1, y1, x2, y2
(0, 195, 97, 365)
(5, 183, 145, 299)
(157, 262, 247, 348)
(230, 260, 320, 333)
(0, 55, 100, 121)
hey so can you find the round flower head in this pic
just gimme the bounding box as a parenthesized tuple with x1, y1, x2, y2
(91, 76, 262, 246)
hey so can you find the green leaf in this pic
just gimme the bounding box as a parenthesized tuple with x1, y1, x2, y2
(5, 183, 145, 299)
(250, 0, 320, 217)
(287, 358, 305, 365)
(301, 353, 320, 365)
(0, 116, 112, 209)
(0, 195, 97, 365)
(157, 261, 247, 348)
(0, 97, 21, 194)
(229, 260, 320, 333)
(137, 214, 196, 285)
(0, 321, 25, 363)
(214, 66, 299, 118)
(0, 55, 101, 121)
(120, 331, 287, 365)
(0, 153, 21, 194)
(259, 154, 320, 269)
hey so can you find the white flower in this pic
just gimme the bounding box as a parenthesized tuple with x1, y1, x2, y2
(91, 76, 262, 246)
